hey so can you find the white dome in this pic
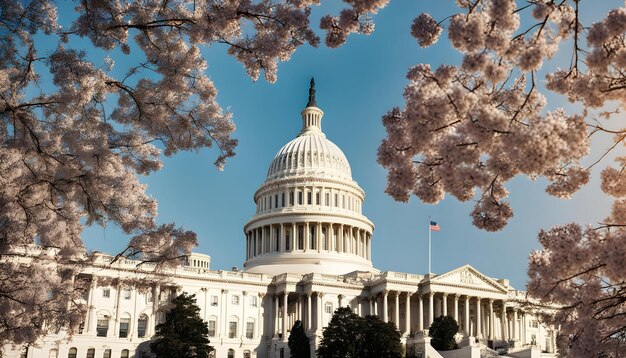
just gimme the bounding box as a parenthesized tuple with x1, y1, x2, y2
(243, 79, 375, 276)
(266, 132, 353, 181)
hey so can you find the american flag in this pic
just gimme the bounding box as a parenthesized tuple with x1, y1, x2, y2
(429, 221, 441, 232)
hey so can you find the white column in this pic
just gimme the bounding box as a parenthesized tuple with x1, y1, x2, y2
(338, 224, 344, 253)
(394, 292, 400, 326)
(418, 294, 424, 331)
(86, 276, 97, 334)
(405, 293, 411, 334)
(291, 223, 296, 252)
(112, 283, 121, 337)
(257, 293, 264, 338)
(306, 293, 312, 331)
(383, 291, 389, 323)
(442, 293, 448, 317)
(489, 299, 494, 340)
(465, 296, 470, 336)
(317, 292, 324, 331)
(513, 307, 519, 341)
(453, 294, 459, 322)
(222, 289, 228, 337)
(152, 285, 160, 336)
(242, 291, 247, 339)
(304, 222, 310, 252)
(502, 304, 508, 341)
(274, 294, 280, 336)
(373, 295, 378, 317)
(428, 292, 434, 328)
(317, 222, 322, 252)
(282, 292, 289, 341)
(476, 297, 482, 339)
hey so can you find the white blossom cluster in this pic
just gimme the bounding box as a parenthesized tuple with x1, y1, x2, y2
(0, 0, 376, 346)
(376, 0, 626, 233)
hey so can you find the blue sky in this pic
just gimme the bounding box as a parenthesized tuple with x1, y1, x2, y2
(74, 1, 624, 290)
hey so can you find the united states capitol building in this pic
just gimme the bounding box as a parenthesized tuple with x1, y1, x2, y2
(4, 82, 556, 358)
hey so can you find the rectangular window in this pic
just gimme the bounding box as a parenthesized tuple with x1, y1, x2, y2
(335, 194, 338, 207)
(325, 303, 333, 314)
(289, 191, 294, 205)
(281, 193, 285, 207)
(531, 320, 538, 328)
(246, 322, 254, 339)
(298, 191, 303, 205)
(285, 231, 290, 251)
(316, 192, 320, 205)
(269, 196, 272, 209)
(208, 320, 216, 337)
(325, 193, 329, 206)
(103, 349, 111, 358)
(211, 295, 218, 306)
(137, 318, 147, 338)
(123, 289, 131, 300)
(274, 194, 278, 208)
(229, 321, 237, 338)
(307, 192, 312, 205)
(310, 226, 316, 250)
(232, 295, 240, 305)
(96, 319, 109, 337)
(249, 295, 258, 307)
(342, 195, 345, 208)
(119, 318, 130, 338)
(102, 288, 110, 298)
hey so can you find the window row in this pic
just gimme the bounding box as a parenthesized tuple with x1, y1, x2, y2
(99, 288, 171, 304)
(206, 317, 256, 339)
(95, 314, 149, 338)
(208, 294, 258, 307)
(66, 348, 129, 358)
(256, 188, 362, 214)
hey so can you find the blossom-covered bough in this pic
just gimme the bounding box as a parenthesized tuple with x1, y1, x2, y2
(0, 0, 386, 347)
(373, 0, 626, 356)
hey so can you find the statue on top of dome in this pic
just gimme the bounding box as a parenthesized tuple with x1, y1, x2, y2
(306, 77, 317, 108)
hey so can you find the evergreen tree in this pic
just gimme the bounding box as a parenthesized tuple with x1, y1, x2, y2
(316, 307, 362, 358)
(360, 315, 403, 358)
(317, 307, 402, 358)
(150, 293, 213, 358)
(288, 320, 310, 358)
(428, 315, 459, 351)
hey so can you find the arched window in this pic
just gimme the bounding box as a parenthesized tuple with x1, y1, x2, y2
(137, 314, 148, 338)
(67, 348, 77, 358)
(228, 317, 238, 338)
(48, 348, 58, 358)
(244, 350, 251, 358)
(227, 349, 235, 358)
(103, 349, 111, 358)
(119, 313, 131, 338)
(246, 318, 255, 338)
(208, 351, 216, 358)
(96, 314, 110, 337)
(120, 350, 129, 358)
(86, 348, 95, 358)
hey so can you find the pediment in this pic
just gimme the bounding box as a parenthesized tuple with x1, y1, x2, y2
(429, 265, 507, 293)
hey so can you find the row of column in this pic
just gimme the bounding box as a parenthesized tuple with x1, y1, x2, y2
(245, 222, 371, 260)
(369, 291, 526, 342)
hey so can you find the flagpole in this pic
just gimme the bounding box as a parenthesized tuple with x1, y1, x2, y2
(428, 216, 431, 274)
